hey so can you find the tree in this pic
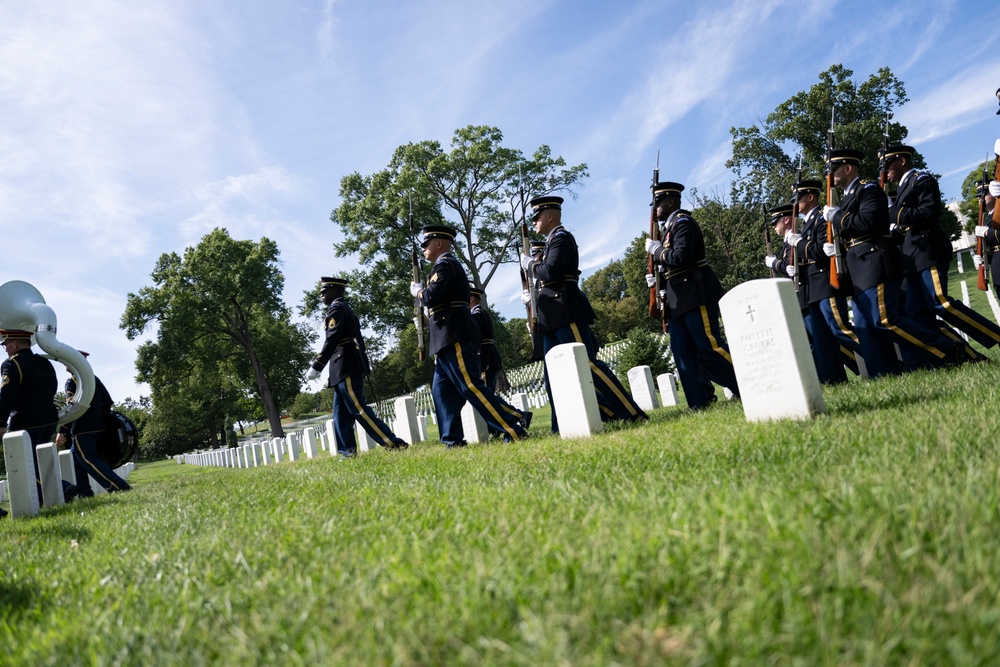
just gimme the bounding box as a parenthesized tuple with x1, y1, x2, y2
(729, 65, 912, 207)
(582, 258, 655, 343)
(330, 125, 588, 337)
(958, 160, 995, 231)
(692, 186, 770, 291)
(121, 228, 314, 441)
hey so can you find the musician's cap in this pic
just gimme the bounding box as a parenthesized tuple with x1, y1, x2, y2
(0, 329, 33, 343)
(651, 181, 684, 202)
(528, 195, 563, 221)
(828, 148, 864, 167)
(529, 240, 545, 254)
(767, 204, 794, 225)
(792, 179, 822, 196)
(320, 276, 348, 291)
(420, 225, 458, 247)
(878, 144, 914, 161)
(469, 286, 484, 299)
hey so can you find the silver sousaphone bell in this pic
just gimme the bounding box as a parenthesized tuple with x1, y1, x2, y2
(0, 280, 94, 425)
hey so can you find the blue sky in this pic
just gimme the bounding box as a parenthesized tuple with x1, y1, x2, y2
(2, 0, 999, 402)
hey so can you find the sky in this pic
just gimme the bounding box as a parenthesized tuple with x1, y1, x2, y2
(2, 0, 999, 403)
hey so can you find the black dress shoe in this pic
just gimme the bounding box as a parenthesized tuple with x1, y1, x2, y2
(0, 507, 8, 518)
(520, 411, 533, 430)
(63, 484, 80, 503)
(385, 439, 409, 450)
(445, 441, 468, 449)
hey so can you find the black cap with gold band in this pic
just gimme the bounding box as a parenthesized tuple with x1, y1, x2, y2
(420, 225, 458, 248)
(767, 204, 794, 226)
(320, 276, 348, 291)
(528, 195, 563, 221)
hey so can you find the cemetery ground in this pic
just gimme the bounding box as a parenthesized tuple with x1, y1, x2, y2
(3, 355, 1000, 665)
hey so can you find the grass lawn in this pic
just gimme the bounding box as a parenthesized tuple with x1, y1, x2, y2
(3, 262, 999, 666)
(4, 354, 1000, 666)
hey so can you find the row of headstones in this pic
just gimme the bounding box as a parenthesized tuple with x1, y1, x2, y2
(1, 430, 135, 519)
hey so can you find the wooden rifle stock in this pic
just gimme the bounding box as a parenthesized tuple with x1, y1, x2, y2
(408, 196, 426, 361)
(826, 106, 844, 290)
(647, 152, 665, 330)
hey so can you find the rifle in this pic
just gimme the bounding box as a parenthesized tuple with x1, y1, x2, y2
(878, 109, 891, 189)
(647, 150, 666, 331)
(517, 165, 538, 332)
(979, 157, 992, 291)
(826, 105, 845, 289)
(791, 154, 803, 292)
(763, 203, 776, 279)
(408, 193, 426, 361)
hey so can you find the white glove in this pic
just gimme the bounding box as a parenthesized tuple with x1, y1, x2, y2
(764, 255, 777, 269)
(783, 231, 802, 246)
(306, 368, 320, 381)
(889, 222, 897, 233)
(973, 254, 984, 269)
(976, 225, 989, 238)
(645, 238, 663, 254)
(989, 180, 1000, 198)
(822, 242, 837, 257)
(520, 254, 535, 271)
(409, 281, 423, 297)
(520, 290, 531, 305)
(645, 273, 656, 288)
(823, 205, 840, 221)
(785, 264, 795, 278)
(994, 138, 1000, 157)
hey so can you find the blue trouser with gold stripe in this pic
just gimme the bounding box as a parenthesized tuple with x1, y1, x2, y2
(541, 322, 647, 433)
(817, 296, 863, 375)
(432, 342, 527, 445)
(70, 431, 131, 495)
(853, 280, 960, 374)
(912, 264, 1000, 349)
(669, 304, 739, 409)
(332, 374, 402, 455)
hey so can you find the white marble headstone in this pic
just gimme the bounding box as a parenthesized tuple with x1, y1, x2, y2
(719, 278, 825, 422)
(545, 343, 603, 438)
(301, 427, 319, 459)
(656, 373, 679, 407)
(627, 365, 659, 411)
(36, 443, 65, 507)
(394, 396, 421, 444)
(3, 431, 40, 518)
(58, 450, 77, 486)
(460, 403, 489, 443)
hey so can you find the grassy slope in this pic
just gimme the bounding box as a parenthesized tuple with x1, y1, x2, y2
(3, 263, 1000, 666)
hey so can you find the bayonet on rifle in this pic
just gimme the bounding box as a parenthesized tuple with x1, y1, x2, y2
(826, 104, 845, 289)
(408, 193, 426, 361)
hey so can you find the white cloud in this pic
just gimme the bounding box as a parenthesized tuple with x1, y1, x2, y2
(899, 62, 1000, 145)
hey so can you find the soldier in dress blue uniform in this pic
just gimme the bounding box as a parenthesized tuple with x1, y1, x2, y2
(55, 354, 132, 495)
(644, 183, 740, 409)
(470, 286, 531, 436)
(823, 149, 967, 376)
(411, 227, 528, 446)
(520, 196, 648, 432)
(788, 180, 863, 382)
(974, 180, 1000, 298)
(766, 202, 849, 384)
(883, 145, 1000, 354)
(308, 277, 408, 458)
(0, 329, 81, 507)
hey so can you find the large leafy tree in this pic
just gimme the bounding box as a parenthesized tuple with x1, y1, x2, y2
(582, 258, 656, 342)
(331, 124, 589, 337)
(728, 65, 912, 207)
(958, 159, 996, 230)
(121, 228, 314, 442)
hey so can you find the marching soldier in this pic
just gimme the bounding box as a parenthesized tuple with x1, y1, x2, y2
(0, 329, 81, 507)
(55, 354, 132, 495)
(308, 277, 408, 458)
(470, 286, 531, 436)
(411, 226, 529, 447)
(882, 145, 997, 355)
(521, 196, 647, 432)
(644, 182, 740, 409)
(823, 149, 967, 376)
(975, 179, 1000, 298)
(790, 179, 863, 382)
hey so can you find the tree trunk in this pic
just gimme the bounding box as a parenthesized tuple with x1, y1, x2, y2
(243, 338, 285, 438)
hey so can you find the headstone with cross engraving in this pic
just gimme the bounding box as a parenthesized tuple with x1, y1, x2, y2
(719, 278, 825, 421)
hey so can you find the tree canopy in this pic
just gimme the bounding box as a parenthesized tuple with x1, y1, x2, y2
(121, 228, 314, 446)
(330, 124, 589, 337)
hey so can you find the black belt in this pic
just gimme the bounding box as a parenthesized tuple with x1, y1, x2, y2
(429, 301, 470, 314)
